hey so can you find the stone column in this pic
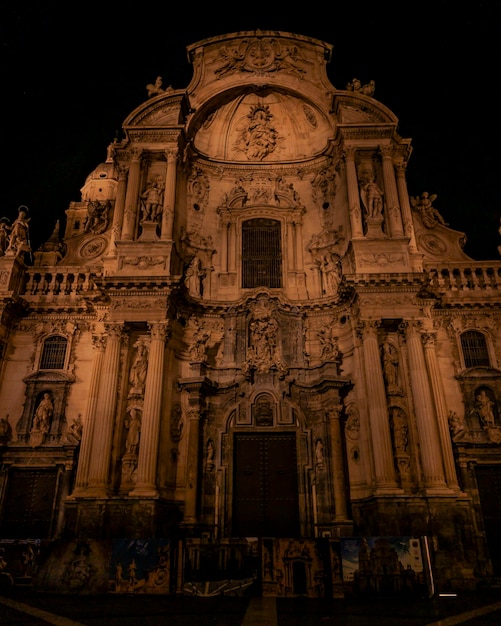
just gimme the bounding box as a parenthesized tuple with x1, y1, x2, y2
(86, 323, 124, 495)
(380, 146, 404, 237)
(327, 405, 348, 520)
(344, 147, 364, 238)
(287, 217, 295, 270)
(121, 149, 142, 240)
(294, 213, 304, 270)
(72, 334, 106, 494)
(108, 165, 128, 254)
(422, 331, 460, 491)
(160, 149, 177, 240)
(360, 320, 398, 490)
(228, 218, 237, 272)
(184, 404, 202, 524)
(131, 322, 170, 496)
(395, 163, 418, 251)
(403, 322, 447, 490)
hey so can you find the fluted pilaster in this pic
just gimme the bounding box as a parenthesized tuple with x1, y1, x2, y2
(86, 324, 125, 495)
(131, 322, 170, 496)
(344, 147, 364, 238)
(160, 149, 177, 240)
(380, 146, 404, 237)
(121, 149, 142, 240)
(403, 322, 447, 491)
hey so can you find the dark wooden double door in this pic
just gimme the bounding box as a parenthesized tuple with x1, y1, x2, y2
(232, 432, 300, 537)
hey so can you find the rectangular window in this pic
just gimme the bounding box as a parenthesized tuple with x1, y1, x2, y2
(242, 218, 282, 289)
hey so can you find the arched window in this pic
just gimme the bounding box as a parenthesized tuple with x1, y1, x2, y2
(460, 331, 490, 368)
(242, 218, 282, 288)
(40, 336, 68, 370)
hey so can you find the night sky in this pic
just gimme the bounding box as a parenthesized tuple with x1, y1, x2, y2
(1, 1, 500, 260)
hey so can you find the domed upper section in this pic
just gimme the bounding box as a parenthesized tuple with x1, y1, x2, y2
(80, 156, 117, 202)
(192, 90, 333, 162)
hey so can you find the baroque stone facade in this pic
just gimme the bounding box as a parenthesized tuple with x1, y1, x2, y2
(0, 31, 500, 590)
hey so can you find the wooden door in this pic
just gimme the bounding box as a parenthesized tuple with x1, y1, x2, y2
(233, 432, 300, 537)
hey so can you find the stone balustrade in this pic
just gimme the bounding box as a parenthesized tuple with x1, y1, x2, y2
(427, 263, 501, 292)
(22, 268, 97, 296)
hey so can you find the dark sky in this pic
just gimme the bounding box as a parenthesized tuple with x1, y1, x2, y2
(2, 1, 501, 260)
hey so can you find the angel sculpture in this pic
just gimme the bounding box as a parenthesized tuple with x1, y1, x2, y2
(410, 192, 448, 228)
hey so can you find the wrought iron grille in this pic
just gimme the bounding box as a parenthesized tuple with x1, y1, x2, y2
(461, 331, 490, 368)
(40, 336, 67, 370)
(242, 218, 282, 288)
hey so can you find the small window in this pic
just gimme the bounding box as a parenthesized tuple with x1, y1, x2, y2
(40, 336, 68, 370)
(461, 331, 490, 368)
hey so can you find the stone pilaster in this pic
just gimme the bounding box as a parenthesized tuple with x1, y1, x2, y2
(86, 324, 125, 495)
(421, 331, 460, 492)
(360, 320, 399, 491)
(108, 165, 128, 253)
(121, 149, 142, 240)
(327, 405, 348, 520)
(403, 322, 448, 492)
(130, 322, 170, 496)
(380, 146, 404, 237)
(395, 163, 417, 250)
(72, 334, 106, 495)
(160, 149, 177, 240)
(344, 147, 364, 238)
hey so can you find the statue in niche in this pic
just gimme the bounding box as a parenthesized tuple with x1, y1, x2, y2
(382, 341, 400, 390)
(124, 406, 142, 455)
(84, 200, 110, 234)
(315, 438, 325, 469)
(184, 256, 206, 297)
(475, 389, 496, 427)
(391, 407, 408, 453)
(206, 439, 215, 471)
(359, 169, 384, 219)
(129, 341, 149, 395)
(140, 177, 164, 222)
(317, 253, 342, 297)
(235, 104, 280, 161)
(410, 192, 448, 228)
(32, 391, 53, 434)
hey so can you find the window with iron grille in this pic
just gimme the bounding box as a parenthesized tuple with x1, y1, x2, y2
(40, 336, 67, 370)
(242, 218, 282, 289)
(461, 331, 490, 368)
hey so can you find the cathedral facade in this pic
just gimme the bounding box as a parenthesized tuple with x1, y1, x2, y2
(0, 31, 500, 590)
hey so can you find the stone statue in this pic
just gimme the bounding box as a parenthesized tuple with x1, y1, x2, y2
(382, 341, 399, 388)
(32, 392, 53, 433)
(124, 407, 142, 454)
(188, 322, 210, 362)
(359, 170, 384, 219)
(0, 218, 11, 255)
(475, 389, 496, 427)
(129, 342, 149, 394)
(6, 206, 31, 258)
(448, 410, 469, 442)
(140, 178, 164, 222)
(410, 192, 448, 228)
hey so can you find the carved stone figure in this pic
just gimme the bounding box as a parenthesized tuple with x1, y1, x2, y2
(84, 200, 110, 234)
(382, 341, 399, 388)
(0, 218, 11, 254)
(185, 256, 206, 297)
(124, 407, 142, 455)
(410, 192, 448, 228)
(448, 410, 470, 442)
(129, 341, 149, 394)
(359, 170, 384, 219)
(6, 206, 31, 257)
(32, 392, 53, 433)
(317, 326, 340, 362)
(476, 389, 496, 427)
(140, 178, 164, 222)
(188, 321, 210, 362)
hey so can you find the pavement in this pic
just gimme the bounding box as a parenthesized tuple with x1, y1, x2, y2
(1, 589, 501, 625)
